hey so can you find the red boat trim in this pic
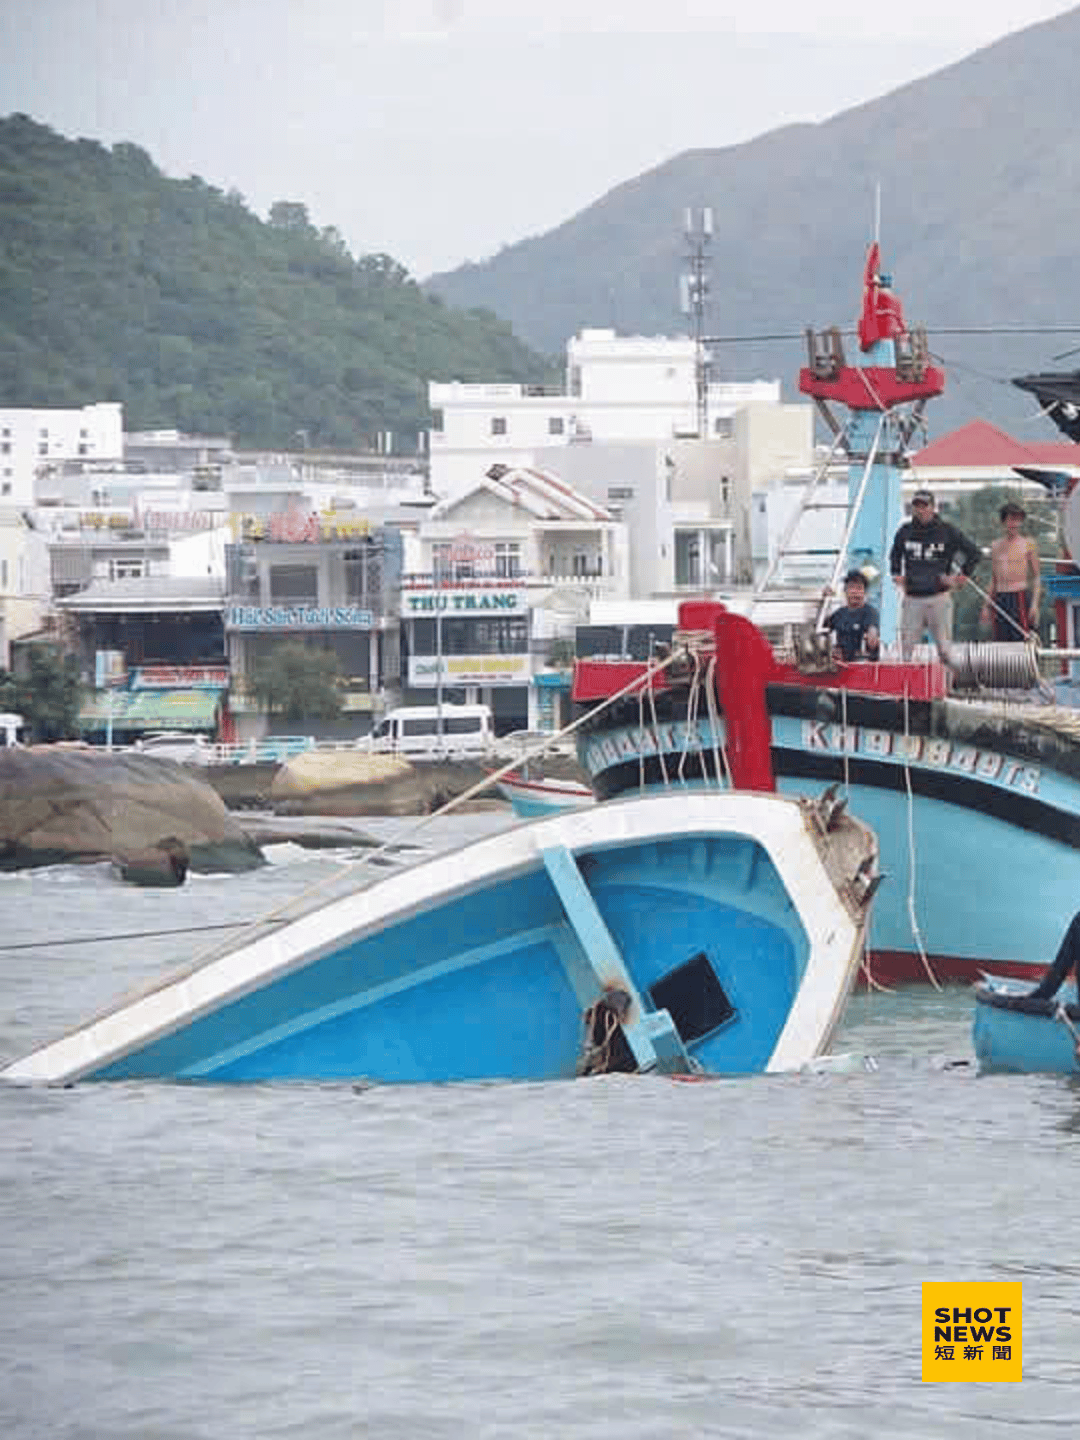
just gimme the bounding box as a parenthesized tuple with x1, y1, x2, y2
(861, 950, 1039, 988)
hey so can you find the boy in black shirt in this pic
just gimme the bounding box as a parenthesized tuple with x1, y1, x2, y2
(825, 570, 881, 662)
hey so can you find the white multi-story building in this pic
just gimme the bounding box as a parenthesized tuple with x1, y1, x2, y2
(0, 402, 123, 507)
(402, 464, 628, 731)
(0, 510, 50, 668)
(429, 329, 780, 498)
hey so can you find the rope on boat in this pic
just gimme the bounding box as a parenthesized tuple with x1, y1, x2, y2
(902, 690, 942, 991)
(948, 641, 1042, 692)
(577, 994, 628, 1076)
(647, 663, 671, 787)
(963, 573, 1040, 644)
(1052, 1002, 1080, 1067)
(0, 920, 248, 952)
(679, 648, 702, 784)
(703, 656, 730, 788)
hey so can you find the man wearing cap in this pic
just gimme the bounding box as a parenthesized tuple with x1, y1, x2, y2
(825, 570, 881, 662)
(981, 501, 1041, 641)
(889, 490, 981, 661)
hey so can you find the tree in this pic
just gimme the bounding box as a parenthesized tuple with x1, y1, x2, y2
(246, 643, 344, 723)
(0, 646, 84, 742)
(268, 200, 314, 233)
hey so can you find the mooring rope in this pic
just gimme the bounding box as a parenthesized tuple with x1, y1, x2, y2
(703, 656, 730, 788)
(0, 920, 248, 953)
(902, 689, 942, 991)
(1052, 1002, 1080, 1068)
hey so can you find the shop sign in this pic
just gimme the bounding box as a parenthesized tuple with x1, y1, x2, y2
(230, 511, 371, 543)
(80, 511, 135, 530)
(226, 605, 373, 630)
(141, 510, 223, 532)
(408, 655, 530, 687)
(403, 590, 526, 615)
(133, 666, 230, 689)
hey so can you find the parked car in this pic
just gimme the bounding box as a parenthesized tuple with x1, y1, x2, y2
(135, 731, 212, 766)
(358, 704, 496, 758)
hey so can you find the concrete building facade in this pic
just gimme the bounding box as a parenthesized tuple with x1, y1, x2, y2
(1, 402, 123, 507)
(429, 328, 780, 498)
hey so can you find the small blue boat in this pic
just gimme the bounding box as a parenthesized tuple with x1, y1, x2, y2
(973, 977, 1080, 1075)
(1, 789, 878, 1086)
(497, 772, 595, 819)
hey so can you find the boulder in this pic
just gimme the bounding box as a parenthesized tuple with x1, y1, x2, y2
(115, 835, 191, 887)
(0, 748, 265, 874)
(270, 750, 429, 816)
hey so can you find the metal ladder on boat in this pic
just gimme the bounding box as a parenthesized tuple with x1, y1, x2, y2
(750, 412, 886, 634)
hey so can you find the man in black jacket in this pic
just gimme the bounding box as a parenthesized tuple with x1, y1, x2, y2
(889, 489, 981, 661)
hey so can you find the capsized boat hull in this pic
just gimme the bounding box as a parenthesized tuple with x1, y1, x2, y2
(973, 977, 1080, 1075)
(1, 790, 876, 1086)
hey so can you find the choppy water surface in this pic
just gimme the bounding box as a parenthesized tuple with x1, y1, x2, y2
(1, 816, 1077, 1438)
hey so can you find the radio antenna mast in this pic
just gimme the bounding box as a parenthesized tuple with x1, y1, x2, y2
(681, 207, 713, 438)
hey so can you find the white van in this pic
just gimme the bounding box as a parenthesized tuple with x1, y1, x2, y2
(363, 704, 495, 758)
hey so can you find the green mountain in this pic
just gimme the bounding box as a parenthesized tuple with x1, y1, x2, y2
(0, 114, 554, 450)
(426, 7, 1080, 438)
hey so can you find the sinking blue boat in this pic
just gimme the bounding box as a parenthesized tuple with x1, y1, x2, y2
(973, 977, 1080, 1075)
(1, 789, 878, 1085)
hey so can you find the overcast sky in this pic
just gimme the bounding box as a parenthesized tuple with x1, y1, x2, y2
(1, 0, 1075, 277)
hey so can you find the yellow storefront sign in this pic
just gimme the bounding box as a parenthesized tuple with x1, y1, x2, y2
(922, 1282, 1022, 1382)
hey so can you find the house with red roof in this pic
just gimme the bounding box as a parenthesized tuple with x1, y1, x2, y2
(910, 420, 1080, 501)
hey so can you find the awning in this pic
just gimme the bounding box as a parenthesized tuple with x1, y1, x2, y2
(78, 688, 222, 733)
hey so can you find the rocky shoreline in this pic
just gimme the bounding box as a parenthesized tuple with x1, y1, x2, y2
(0, 747, 586, 881)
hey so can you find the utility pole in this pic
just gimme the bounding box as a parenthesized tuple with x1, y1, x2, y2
(680, 208, 713, 439)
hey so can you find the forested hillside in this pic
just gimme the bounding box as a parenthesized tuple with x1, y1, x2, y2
(0, 115, 554, 449)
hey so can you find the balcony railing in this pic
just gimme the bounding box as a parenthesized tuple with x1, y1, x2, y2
(400, 571, 611, 590)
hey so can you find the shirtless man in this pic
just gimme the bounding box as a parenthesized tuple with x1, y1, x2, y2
(981, 502, 1041, 641)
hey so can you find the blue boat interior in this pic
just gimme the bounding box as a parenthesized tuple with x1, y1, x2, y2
(88, 831, 809, 1084)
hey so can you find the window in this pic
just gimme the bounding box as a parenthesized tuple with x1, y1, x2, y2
(37, 442, 48, 456)
(713, 416, 734, 438)
(411, 617, 527, 655)
(548, 416, 564, 435)
(0, 483, 9, 497)
(675, 531, 702, 587)
(269, 564, 318, 602)
(0, 442, 10, 454)
(650, 952, 734, 1044)
(109, 557, 144, 580)
(569, 366, 582, 397)
(490, 416, 507, 436)
(494, 541, 521, 578)
(344, 546, 376, 604)
(572, 551, 601, 578)
(430, 408, 444, 433)
(77, 443, 90, 456)
(0, 560, 7, 589)
(39, 428, 48, 438)
(432, 542, 452, 584)
(607, 486, 634, 501)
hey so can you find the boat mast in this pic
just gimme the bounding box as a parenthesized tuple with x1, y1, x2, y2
(798, 241, 945, 648)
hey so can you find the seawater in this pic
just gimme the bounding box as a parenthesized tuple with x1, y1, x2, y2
(1, 814, 1078, 1439)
